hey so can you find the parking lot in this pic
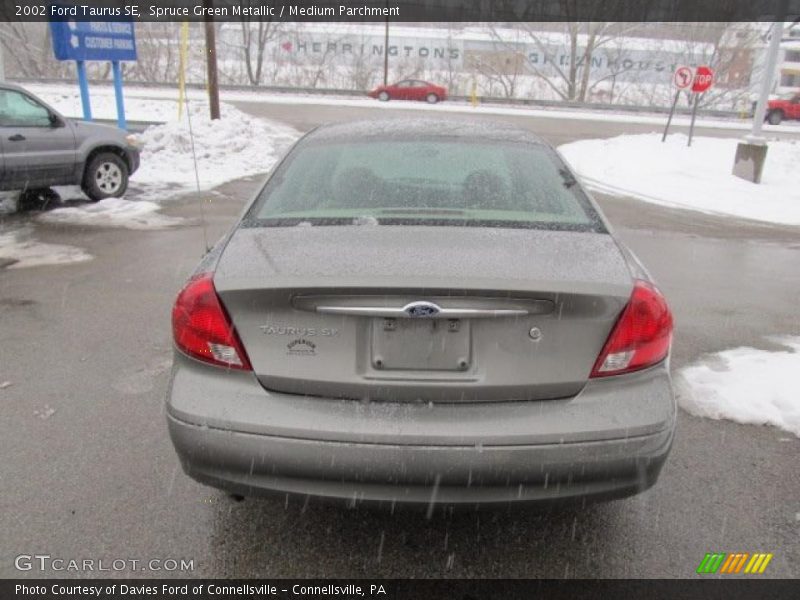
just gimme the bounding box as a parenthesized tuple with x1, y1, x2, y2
(1, 102, 798, 578)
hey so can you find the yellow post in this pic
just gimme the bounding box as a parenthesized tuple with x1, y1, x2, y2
(177, 21, 189, 119)
(470, 80, 478, 108)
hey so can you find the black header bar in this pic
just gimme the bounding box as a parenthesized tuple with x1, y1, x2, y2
(4, 579, 800, 600)
(1, 0, 799, 22)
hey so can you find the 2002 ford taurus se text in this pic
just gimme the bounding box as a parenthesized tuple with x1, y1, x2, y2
(167, 119, 675, 507)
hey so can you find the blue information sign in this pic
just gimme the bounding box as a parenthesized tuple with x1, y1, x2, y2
(49, 16, 137, 129)
(50, 19, 137, 62)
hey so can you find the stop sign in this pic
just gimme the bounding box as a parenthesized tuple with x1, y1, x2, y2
(692, 66, 714, 93)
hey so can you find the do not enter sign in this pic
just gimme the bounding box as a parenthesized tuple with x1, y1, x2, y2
(692, 66, 714, 93)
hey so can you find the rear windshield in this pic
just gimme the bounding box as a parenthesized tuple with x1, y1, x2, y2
(246, 138, 605, 232)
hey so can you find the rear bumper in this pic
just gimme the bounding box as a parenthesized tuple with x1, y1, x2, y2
(166, 352, 675, 505)
(168, 415, 671, 504)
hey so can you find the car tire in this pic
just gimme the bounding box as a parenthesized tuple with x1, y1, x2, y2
(426, 93, 440, 104)
(378, 91, 390, 102)
(17, 188, 61, 212)
(767, 110, 783, 125)
(82, 152, 129, 202)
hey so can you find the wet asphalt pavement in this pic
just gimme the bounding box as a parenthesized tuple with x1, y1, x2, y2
(0, 105, 798, 579)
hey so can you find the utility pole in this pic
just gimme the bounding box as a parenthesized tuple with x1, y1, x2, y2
(383, 14, 389, 86)
(203, 0, 221, 120)
(732, 10, 786, 184)
(750, 20, 784, 140)
(0, 42, 5, 82)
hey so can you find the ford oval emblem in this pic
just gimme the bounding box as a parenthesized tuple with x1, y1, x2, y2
(404, 301, 441, 318)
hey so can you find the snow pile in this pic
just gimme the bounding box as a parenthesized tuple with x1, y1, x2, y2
(131, 103, 299, 201)
(558, 134, 800, 225)
(38, 198, 184, 230)
(0, 226, 92, 269)
(678, 337, 800, 437)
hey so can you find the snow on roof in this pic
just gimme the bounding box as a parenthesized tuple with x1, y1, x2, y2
(308, 116, 546, 145)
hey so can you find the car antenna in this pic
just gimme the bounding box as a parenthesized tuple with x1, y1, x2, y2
(184, 96, 211, 254)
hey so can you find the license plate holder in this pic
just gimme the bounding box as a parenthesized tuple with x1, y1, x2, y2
(371, 318, 471, 371)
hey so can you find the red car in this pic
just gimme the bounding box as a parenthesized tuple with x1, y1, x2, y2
(368, 79, 448, 103)
(766, 91, 800, 124)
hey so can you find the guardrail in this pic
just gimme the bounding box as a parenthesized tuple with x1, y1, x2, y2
(94, 118, 155, 133)
(13, 77, 748, 121)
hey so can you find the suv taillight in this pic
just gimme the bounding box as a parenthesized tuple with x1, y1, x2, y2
(171, 273, 252, 370)
(590, 280, 673, 378)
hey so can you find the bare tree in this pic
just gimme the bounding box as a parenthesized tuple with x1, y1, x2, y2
(607, 23, 763, 111)
(517, 22, 637, 102)
(277, 25, 347, 88)
(0, 22, 68, 78)
(341, 35, 379, 90)
(129, 22, 180, 83)
(584, 35, 637, 104)
(469, 27, 526, 98)
(683, 23, 763, 111)
(237, 2, 279, 86)
(441, 24, 462, 92)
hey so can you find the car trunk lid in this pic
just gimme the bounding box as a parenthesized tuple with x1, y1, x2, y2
(214, 225, 633, 403)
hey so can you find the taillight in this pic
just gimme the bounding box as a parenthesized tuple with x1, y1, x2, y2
(171, 273, 252, 370)
(590, 280, 673, 378)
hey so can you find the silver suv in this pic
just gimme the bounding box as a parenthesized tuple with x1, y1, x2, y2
(0, 83, 140, 202)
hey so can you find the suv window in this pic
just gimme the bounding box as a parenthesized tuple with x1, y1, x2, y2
(0, 90, 52, 127)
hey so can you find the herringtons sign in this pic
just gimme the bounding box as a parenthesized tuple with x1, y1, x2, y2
(243, 25, 709, 85)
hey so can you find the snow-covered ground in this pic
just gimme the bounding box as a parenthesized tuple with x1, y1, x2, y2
(39, 198, 185, 230)
(0, 226, 92, 269)
(678, 337, 800, 438)
(24, 84, 180, 123)
(21, 81, 800, 134)
(131, 102, 298, 202)
(559, 134, 800, 226)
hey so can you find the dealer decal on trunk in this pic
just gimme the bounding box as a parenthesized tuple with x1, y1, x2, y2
(287, 339, 317, 356)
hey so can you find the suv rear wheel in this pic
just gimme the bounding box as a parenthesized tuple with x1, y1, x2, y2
(767, 110, 783, 125)
(82, 152, 129, 202)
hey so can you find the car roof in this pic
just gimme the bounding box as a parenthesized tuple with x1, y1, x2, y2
(0, 82, 29, 93)
(305, 118, 548, 146)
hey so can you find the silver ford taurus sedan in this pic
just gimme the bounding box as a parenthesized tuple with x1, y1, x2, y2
(167, 118, 675, 507)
